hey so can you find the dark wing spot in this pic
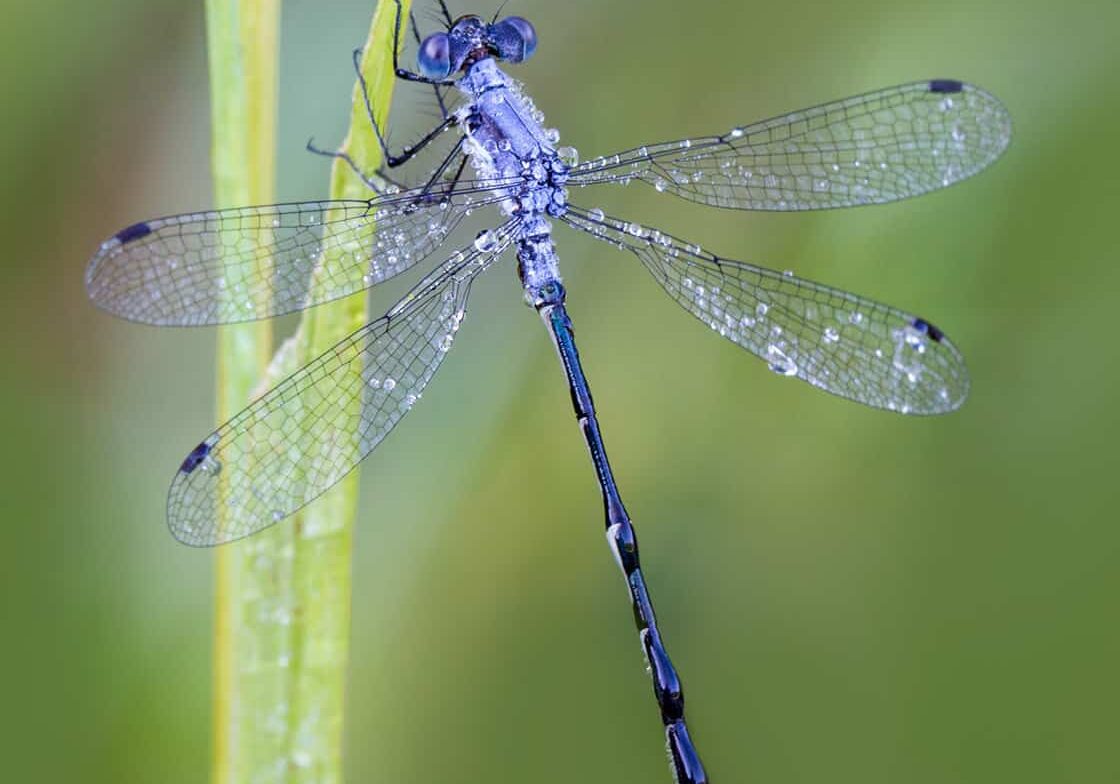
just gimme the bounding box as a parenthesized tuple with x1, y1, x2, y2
(114, 221, 153, 244)
(911, 317, 945, 342)
(180, 441, 212, 473)
(928, 79, 964, 94)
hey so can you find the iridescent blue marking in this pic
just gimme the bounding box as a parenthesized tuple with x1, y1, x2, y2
(929, 78, 964, 94)
(113, 221, 152, 245)
(179, 441, 212, 474)
(911, 317, 945, 342)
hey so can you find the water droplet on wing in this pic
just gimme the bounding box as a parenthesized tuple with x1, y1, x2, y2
(473, 230, 497, 252)
(766, 345, 798, 377)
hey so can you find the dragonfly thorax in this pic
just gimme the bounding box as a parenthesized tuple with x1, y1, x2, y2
(458, 57, 568, 297)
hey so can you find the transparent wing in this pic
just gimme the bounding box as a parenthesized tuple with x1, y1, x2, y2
(569, 80, 1010, 211)
(564, 207, 967, 414)
(166, 221, 518, 546)
(85, 178, 517, 326)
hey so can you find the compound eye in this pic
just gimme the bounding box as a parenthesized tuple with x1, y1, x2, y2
(490, 16, 537, 63)
(417, 33, 451, 79)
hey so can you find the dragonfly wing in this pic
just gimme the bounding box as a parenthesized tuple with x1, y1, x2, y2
(166, 222, 518, 546)
(568, 80, 1010, 211)
(564, 207, 968, 414)
(85, 180, 512, 326)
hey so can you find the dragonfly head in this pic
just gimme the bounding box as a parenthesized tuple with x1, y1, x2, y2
(418, 14, 537, 79)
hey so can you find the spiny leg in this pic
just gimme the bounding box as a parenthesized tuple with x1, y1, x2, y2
(436, 0, 454, 27)
(392, 0, 456, 86)
(417, 137, 468, 201)
(304, 139, 396, 194)
(314, 1, 458, 190)
(350, 46, 458, 171)
(306, 133, 468, 206)
(408, 7, 449, 119)
(303, 33, 455, 195)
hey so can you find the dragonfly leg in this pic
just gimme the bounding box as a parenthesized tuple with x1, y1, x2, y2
(351, 46, 458, 169)
(391, 0, 456, 86)
(306, 127, 466, 205)
(407, 8, 449, 119)
(304, 139, 400, 195)
(435, 0, 453, 27)
(416, 139, 467, 200)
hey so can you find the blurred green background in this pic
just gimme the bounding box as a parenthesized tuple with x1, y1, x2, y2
(2, 0, 1118, 781)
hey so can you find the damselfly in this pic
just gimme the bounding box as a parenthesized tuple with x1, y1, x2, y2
(85, 2, 1011, 780)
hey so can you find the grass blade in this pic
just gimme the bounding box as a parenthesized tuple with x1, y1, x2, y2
(207, 1, 410, 781)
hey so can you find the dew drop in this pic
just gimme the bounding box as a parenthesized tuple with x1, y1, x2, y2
(766, 344, 798, 376)
(904, 327, 928, 354)
(382, 377, 397, 392)
(556, 146, 579, 166)
(473, 229, 497, 252)
(823, 326, 840, 344)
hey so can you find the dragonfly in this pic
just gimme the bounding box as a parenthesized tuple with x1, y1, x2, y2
(85, 2, 1011, 781)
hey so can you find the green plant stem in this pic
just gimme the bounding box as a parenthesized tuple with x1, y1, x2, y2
(207, 1, 280, 781)
(208, 1, 409, 782)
